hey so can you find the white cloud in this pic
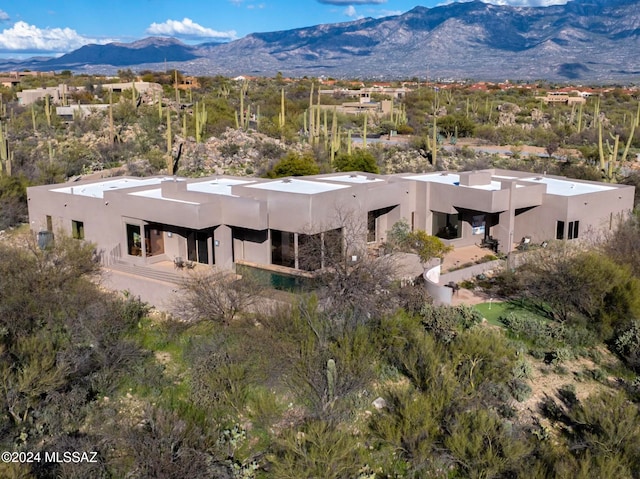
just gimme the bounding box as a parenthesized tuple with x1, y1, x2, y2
(319, 0, 386, 5)
(345, 5, 358, 17)
(0, 21, 109, 53)
(0, 10, 9, 22)
(440, 0, 568, 6)
(146, 18, 236, 40)
(377, 9, 403, 17)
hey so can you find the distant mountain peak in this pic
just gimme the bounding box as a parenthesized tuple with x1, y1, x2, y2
(3, 0, 639, 81)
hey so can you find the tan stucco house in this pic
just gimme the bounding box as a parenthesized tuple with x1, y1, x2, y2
(27, 169, 634, 273)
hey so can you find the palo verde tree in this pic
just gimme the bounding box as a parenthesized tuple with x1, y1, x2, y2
(265, 151, 320, 178)
(333, 148, 379, 174)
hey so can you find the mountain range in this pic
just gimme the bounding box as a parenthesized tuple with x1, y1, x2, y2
(4, 0, 640, 81)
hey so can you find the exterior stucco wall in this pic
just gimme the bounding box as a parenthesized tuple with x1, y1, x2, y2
(27, 170, 635, 273)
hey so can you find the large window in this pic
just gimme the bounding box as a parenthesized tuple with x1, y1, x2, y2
(146, 226, 165, 257)
(127, 224, 142, 256)
(556, 220, 579, 240)
(71, 220, 84, 240)
(568, 220, 579, 240)
(298, 233, 322, 271)
(271, 229, 295, 268)
(433, 212, 461, 240)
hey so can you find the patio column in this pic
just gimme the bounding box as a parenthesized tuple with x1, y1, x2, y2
(495, 181, 516, 253)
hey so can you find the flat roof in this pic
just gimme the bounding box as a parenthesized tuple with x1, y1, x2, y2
(128, 189, 200, 204)
(245, 178, 350, 194)
(403, 173, 505, 191)
(405, 172, 617, 196)
(522, 177, 616, 196)
(51, 177, 173, 199)
(187, 178, 254, 196)
(318, 174, 384, 184)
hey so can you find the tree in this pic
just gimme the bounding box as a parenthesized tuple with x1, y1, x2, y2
(296, 208, 409, 323)
(437, 114, 476, 138)
(603, 209, 640, 275)
(406, 230, 452, 265)
(117, 68, 136, 82)
(266, 151, 320, 178)
(173, 270, 264, 325)
(0, 234, 148, 464)
(517, 242, 640, 334)
(333, 149, 379, 173)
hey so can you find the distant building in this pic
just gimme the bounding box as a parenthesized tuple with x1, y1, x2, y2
(17, 84, 72, 106)
(55, 104, 110, 122)
(99, 81, 162, 95)
(536, 91, 586, 105)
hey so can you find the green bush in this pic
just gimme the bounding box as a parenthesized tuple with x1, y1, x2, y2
(509, 378, 532, 402)
(613, 320, 640, 371)
(419, 304, 482, 343)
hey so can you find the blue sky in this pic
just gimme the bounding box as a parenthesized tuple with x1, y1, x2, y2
(0, 0, 569, 57)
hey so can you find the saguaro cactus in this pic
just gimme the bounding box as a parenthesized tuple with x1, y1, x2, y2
(166, 108, 172, 156)
(326, 358, 336, 403)
(598, 102, 639, 183)
(44, 95, 53, 127)
(31, 105, 37, 133)
(237, 80, 249, 130)
(330, 108, 340, 165)
(278, 87, 286, 132)
(0, 121, 13, 176)
(195, 101, 207, 143)
(362, 113, 368, 149)
(109, 90, 114, 144)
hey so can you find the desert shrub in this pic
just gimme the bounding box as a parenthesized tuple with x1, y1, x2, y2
(445, 408, 531, 479)
(557, 383, 578, 408)
(501, 312, 596, 356)
(567, 391, 640, 466)
(419, 304, 482, 343)
(613, 320, 640, 372)
(369, 387, 440, 464)
(269, 419, 366, 479)
(509, 378, 532, 402)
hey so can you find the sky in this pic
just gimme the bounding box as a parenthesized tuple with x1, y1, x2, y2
(0, 0, 570, 58)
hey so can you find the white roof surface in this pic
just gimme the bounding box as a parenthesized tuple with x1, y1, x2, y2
(404, 173, 505, 191)
(522, 177, 615, 196)
(405, 173, 461, 185)
(245, 178, 349, 194)
(51, 177, 173, 198)
(318, 174, 384, 184)
(129, 189, 199, 204)
(187, 178, 254, 196)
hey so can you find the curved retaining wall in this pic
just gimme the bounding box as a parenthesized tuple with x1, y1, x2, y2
(424, 262, 453, 305)
(424, 259, 505, 305)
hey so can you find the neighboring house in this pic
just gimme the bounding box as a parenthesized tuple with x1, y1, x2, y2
(56, 104, 110, 122)
(27, 169, 633, 274)
(536, 91, 586, 105)
(320, 86, 408, 100)
(99, 81, 162, 95)
(17, 84, 71, 106)
(0, 76, 20, 88)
